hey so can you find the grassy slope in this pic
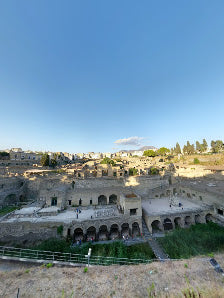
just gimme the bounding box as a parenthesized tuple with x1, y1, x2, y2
(158, 222, 224, 259)
(32, 240, 155, 260)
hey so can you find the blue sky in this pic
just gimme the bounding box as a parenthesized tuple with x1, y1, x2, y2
(0, 1, 224, 153)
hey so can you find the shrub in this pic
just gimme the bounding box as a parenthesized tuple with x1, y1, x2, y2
(193, 158, 200, 164)
(129, 168, 138, 176)
(57, 225, 63, 235)
(46, 263, 53, 268)
(149, 167, 159, 175)
(83, 267, 88, 273)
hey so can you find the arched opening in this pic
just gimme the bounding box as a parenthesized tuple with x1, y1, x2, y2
(121, 223, 129, 237)
(19, 194, 26, 202)
(98, 195, 107, 205)
(86, 226, 96, 241)
(132, 222, 140, 236)
(110, 224, 119, 240)
(163, 218, 173, 231)
(195, 214, 201, 224)
(109, 194, 117, 205)
(99, 225, 108, 240)
(185, 216, 191, 226)
(4, 194, 17, 206)
(174, 217, 181, 228)
(151, 220, 162, 233)
(74, 228, 84, 241)
(206, 213, 213, 223)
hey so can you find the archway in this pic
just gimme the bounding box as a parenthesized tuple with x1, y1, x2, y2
(86, 226, 96, 241)
(4, 194, 17, 206)
(121, 223, 129, 237)
(98, 195, 107, 205)
(19, 194, 26, 202)
(151, 220, 162, 233)
(206, 213, 213, 223)
(163, 218, 173, 231)
(195, 214, 201, 224)
(109, 194, 117, 205)
(74, 228, 84, 241)
(174, 217, 181, 228)
(132, 222, 140, 236)
(110, 224, 119, 239)
(99, 225, 108, 240)
(185, 216, 191, 226)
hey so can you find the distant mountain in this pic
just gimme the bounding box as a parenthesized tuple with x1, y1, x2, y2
(139, 146, 157, 151)
(119, 146, 157, 153)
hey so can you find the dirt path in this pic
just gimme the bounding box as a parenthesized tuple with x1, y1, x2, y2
(0, 254, 224, 297)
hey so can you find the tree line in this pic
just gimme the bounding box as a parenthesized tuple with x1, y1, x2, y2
(170, 139, 224, 155)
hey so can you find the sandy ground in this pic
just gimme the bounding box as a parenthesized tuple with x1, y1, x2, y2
(0, 254, 224, 298)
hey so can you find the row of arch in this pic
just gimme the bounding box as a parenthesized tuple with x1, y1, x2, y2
(151, 213, 213, 233)
(98, 194, 117, 205)
(68, 222, 141, 241)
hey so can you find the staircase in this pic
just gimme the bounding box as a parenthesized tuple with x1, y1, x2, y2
(142, 219, 169, 260)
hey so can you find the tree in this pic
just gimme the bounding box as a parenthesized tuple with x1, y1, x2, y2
(40, 153, 50, 166)
(196, 141, 203, 153)
(129, 168, 138, 176)
(211, 140, 224, 153)
(50, 158, 57, 168)
(0, 152, 10, 160)
(156, 147, 170, 156)
(174, 143, 181, 155)
(183, 141, 195, 155)
(143, 150, 156, 157)
(202, 139, 208, 152)
(100, 157, 116, 166)
(149, 167, 159, 175)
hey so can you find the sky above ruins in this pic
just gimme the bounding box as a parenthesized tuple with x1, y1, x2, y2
(1, 1, 224, 153)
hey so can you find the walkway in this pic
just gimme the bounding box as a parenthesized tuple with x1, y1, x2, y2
(142, 220, 169, 260)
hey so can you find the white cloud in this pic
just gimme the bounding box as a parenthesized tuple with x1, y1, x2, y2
(114, 136, 144, 147)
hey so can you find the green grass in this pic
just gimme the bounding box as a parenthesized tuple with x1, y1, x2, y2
(31, 239, 155, 260)
(0, 206, 18, 216)
(158, 222, 224, 259)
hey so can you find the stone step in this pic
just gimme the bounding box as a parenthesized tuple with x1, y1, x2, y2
(142, 219, 169, 260)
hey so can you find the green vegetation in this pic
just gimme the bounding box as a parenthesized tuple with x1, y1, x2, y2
(193, 158, 200, 164)
(0, 151, 10, 159)
(100, 157, 116, 166)
(57, 225, 63, 235)
(156, 147, 170, 156)
(83, 267, 88, 273)
(0, 206, 18, 216)
(149, 167, 159, 175)
(46, 263, 53, 268)
(158, 222, 224, 259)
(40, 153, 50, 166)
(183, 141, 195, 155)
(211, 140, 224, 153)
(143, 150, 156, 157)
(129, 168, 138, 176)
(32, 239, 155, 259)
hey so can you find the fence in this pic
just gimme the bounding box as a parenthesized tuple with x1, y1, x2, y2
(0, 246, 154, 266)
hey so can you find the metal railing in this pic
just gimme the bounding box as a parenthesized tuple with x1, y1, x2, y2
(0, 246, 153, 266)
